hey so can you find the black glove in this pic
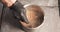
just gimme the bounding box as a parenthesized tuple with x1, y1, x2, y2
(10, 0, 29, 24)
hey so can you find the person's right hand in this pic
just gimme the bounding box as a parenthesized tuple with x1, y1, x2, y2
(2, 0, 16, 7)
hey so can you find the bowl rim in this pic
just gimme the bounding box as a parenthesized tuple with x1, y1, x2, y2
(23, 4, 45, 29)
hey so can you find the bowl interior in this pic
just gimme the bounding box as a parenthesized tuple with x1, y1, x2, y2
(20, 4, 44, 29)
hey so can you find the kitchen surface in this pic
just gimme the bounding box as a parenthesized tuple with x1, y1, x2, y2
(1, 0, 60, 32)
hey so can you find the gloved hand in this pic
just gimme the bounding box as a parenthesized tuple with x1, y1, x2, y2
(2, 0, 29, 24)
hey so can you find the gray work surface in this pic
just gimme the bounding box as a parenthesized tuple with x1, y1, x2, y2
(1, 0, 60, 32)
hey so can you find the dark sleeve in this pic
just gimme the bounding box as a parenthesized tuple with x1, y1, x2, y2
(0, 2, 3, 29)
